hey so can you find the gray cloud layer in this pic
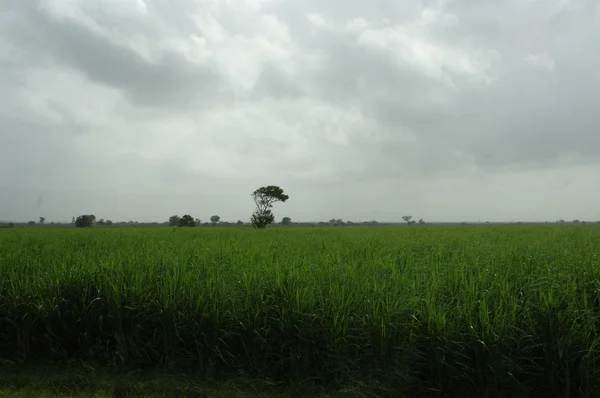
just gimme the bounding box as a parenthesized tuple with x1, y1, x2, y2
(1, 0, 599, 223)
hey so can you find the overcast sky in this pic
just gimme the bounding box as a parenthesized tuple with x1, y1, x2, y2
(1, 0, 599, 223)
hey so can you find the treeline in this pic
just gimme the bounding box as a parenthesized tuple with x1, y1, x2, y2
(3, 218, 599, 229)
(1, 217, 426, 228)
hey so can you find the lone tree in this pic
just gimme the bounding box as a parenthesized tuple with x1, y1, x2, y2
(329, 218, 344, 226)
(39, 217, 45, 225)
(251, 185, 289, 229)
(168, 215, 180, 227)
(281, 216, 292, 225)
(75, 215, 94, 228)
(210, 215, 220, 226)
(402, 215, 414, 226)
(178, 214, 197, 227)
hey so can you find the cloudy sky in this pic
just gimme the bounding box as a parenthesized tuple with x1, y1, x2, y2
(1, 0, 599, 223)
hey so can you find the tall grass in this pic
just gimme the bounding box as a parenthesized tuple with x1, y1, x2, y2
(1, 226, 599, 396)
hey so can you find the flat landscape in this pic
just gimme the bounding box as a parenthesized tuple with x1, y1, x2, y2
(1, 225, 599, 397)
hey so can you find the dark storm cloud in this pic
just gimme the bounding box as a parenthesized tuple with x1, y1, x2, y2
(264, 0, 600, 174)
(1, 1, 220, 109)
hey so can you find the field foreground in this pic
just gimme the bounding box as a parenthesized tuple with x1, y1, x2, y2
(1, 226, 599, 397)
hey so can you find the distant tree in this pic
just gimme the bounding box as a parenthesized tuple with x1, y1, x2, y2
(236, 220, 243, 225)
(251, 185, 289, 229)
(328, 218, 344, 226)
(418, 218, 425, 225)
(195, 218, 201, 226)
(106, 220, 113, 226)
(97, 219, 106, 225)
(89, 215, 96, 225)
(210, 215, 220, 226)
(75, 215, 94, 228)
(71, 217, 75, 224)
(39, 217, 45, 225)
(27, 221, 36, 226)
(572, 219, 580, 224)
(168, 215, 180, 227)
(281, 217, 292, 225)
(402, 215, 413, 226)
(558, 219, 566, 224)
(178, 214, 197, 227)
(8, 222, 14, 228)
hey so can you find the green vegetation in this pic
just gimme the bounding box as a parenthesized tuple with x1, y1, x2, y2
(251, 185, 289, 229)
(1, 225, 599, 396)
(75, 215, 96, 228)
(0, 362, 356, 397)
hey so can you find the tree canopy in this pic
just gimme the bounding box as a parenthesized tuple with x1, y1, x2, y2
(251, 185, 289, 229)
(75, 215, 94, 228)
(178, 215, 196, 227)
(168, 215, 180, 227)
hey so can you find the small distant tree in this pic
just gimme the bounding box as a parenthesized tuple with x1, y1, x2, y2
(251, 185, 289, 229)
(195, 218, 201, 226)
(237, 220, 243, 225)
(106, 220, 113, 226)
(328, 218, 344, 226)
(39, 217, 45, 225)
(418, 218, 425, 225)
(178, 214, 197, 227)
(572, 219, 580, 224)
(75, 215, 94, 228)
(281, 217, 292, 225)
(71, 217, 76, 224)
(210, 215, 220, 226)
(558, 219, 565, 224)
(27, 221, 36, 226)
(97, 219, 106, 225)
(402, 215, 413, 226)
(168, 215, 180, 227)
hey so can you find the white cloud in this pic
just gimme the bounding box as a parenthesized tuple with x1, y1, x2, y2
(525, 53, 555, 70)
(306, 13, 331, 29)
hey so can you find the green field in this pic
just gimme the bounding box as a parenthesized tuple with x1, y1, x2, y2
(1, 226, 599, 397)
